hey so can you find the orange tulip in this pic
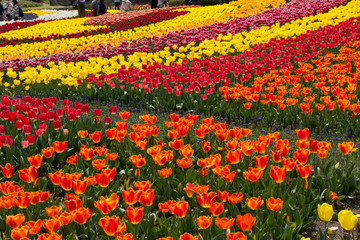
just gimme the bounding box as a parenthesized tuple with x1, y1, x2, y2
(139, 189, 155, 206)
(59, 212, 73, 226)
(37, 233, 62, 240)
(217, 190, 228, 202)
(209, 202, 224, 216)
(24, 219, 42, 234)
(79, 147, 94, 161)
(122, 188, 142, 206)
(243, 168, 263, 183)
(6, 214, 25, 228)
(227, 192, 244, 204)
(66, 155, 78, 165)
(246, 197, 264, 210)
(269, 166, 287, 183)
(196, 192, 217, 208)
(92, 159, 107, 170)
(295, 128, 309, 140)
(60, 174, 73, 191)
(129, 155, 146, 168)
(179, 233, 198, 240)
(99, 216, 126, 236)
(281, 158, 296, 172)
(89, 131, 102, 143)
(158, 168, 172, 178)
(105, 152, 118, 161)
(18, 166, 38, 185)
(78, 130, 88, 138)
(45, 206, 63, 218)
(15, 193, 31, 209)
(0, 163, 14, 178)
(64, 194, 82, 212)
(201, 140, 211, 153)
(72, 180, 87, 195)
(95, 173, 111, 188)
(11, 226, 29, 240)
(329, 191, 338, 200)
(126, 207, 144, 224)
(48, 171, 64, 185)
(180, 145, 194, 158)
(293, 149, 310, 165)
(236, 213, 256, 231)
(1, 195, 15, 209)
(270, 150, 283, 163)
(72, 208, 92, 224)
(176, 157, 192, 168)
(296, 164, 312, 188)
(254, 155, 268, 170)
(119, 111, 130, 121)
(229, 127, 242, 140)
(173, 201, 188, 218)
(254, 141, 267, 154)
(42, 218, 61, 233)
(225, 149, 242, 165)
(215, 217, 234, 229)
(41, 147, 55, 158)
(158, 237, 173, 240)
(227, 232, 247, 240)
(52, 141, 67, 153)
(226, 140, 238, 150)
(105, 128, 117, 140)
(94, 193, 119, 214)
(134, 181, 150, 191)
(196, 216, 212, 229)
(95, 146, 108, 156)
(296, 140, 310, 149)
(266, 197, 283, 211)
(338, 142, 358, 155)
(169, 139, 184, 150)
(239, 141, 254, 156)
(216, 129, 229, 142)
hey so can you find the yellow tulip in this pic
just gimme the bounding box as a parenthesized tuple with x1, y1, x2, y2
(338, 210, 358, 231)
(317, 203, 333, 222)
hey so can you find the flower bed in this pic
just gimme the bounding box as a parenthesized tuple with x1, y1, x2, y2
(0, 96, 358, 239)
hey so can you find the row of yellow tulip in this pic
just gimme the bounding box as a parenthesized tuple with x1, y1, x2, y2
(0, 0, 285, 60)
(23, 10, 58, 16)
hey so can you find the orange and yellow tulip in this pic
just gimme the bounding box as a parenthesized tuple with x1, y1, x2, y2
(246, 197, 264, 210)
(72, 208, 92, 224)
(6, 214, 25, 228)
(0, 163, 14, 178)
(215, 217, 234, 229)
(52, 141, 68, 153)
(126, 207, 144, 224)
(266, 197, 283, 211)
(269, 166, 287, 183)
(196, 216, 212, 229)
(99, 216, 126, 236)
(45, 206, 63, 218)
(236, 213, 256, 231)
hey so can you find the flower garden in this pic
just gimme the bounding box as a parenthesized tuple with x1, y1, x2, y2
(0, 0, 360, 239)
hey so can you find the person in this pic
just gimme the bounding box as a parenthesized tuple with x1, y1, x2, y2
(151, 0, 157, 8)
(3, 0, 13, 20)
(98, 0, 107, 15)
(0, 0, 4, 21)
(157, 0, 163, 8)
(11, 0, 20, 20)
(114, 0, 120, 10)
(92, 0, 99, 16)
(120, 0, 131, 11)
(74, 0, 86, 18)
(106, 0, 112, 9)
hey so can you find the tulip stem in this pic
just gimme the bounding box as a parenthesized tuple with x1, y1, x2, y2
(253, 182, 256, 196)
(324, 221, 328, 240)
